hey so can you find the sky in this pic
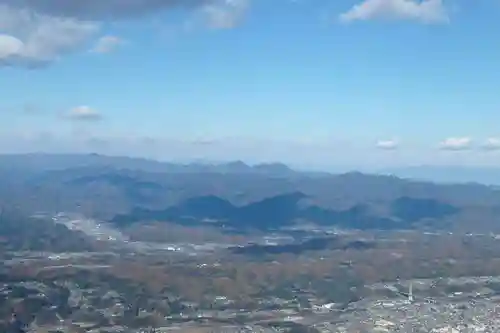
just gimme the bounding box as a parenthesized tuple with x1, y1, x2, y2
(1, 0, 500, 170)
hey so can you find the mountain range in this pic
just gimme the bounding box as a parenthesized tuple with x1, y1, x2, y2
(0, 153, 499, 233)
(111, 193, 459, 231)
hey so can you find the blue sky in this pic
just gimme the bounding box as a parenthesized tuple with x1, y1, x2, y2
(1, 0, 500, 169)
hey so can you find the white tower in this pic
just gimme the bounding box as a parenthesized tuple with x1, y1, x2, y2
(408, 282, 414, 303)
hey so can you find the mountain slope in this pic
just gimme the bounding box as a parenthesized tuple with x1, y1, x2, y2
(110, 193, 461, 231)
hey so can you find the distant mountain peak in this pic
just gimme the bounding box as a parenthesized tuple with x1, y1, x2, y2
(253, 162, 293, 174)
(223, 160, 250, 170)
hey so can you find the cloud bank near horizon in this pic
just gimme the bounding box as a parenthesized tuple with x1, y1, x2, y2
(1, 129, 500, 169)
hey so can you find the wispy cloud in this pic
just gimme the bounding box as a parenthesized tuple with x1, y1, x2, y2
(376, 139, 399, 150)
(0, 0, 251, 68)
(64, 106, 102, 121)
(201, 0, 250, 29)
(91, 35, 124, 54)
(480, 138, 500, 151)
(439, 137, 472, 151)
(339, 0, 449, 24)
(0, 4, 99, 68)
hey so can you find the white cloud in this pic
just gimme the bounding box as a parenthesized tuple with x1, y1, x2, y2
(201, 0, 250, 29)
(64, 106, 102, 121)
(91, 35, 124, 54)
(376, 139, 399, 150)
(0, 0, 250, 68)
(340, 0, 449, 24)
(439, 137, 472, 151)
(0, 4, 99, 68)
(480, 138, 500, 151)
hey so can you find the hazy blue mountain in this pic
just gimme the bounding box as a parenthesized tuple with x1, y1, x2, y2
(0, 153, 499, 232)
(382, 166, 500, 185)
(0, 153, 298, 176)
(111, 193, 461, 232)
